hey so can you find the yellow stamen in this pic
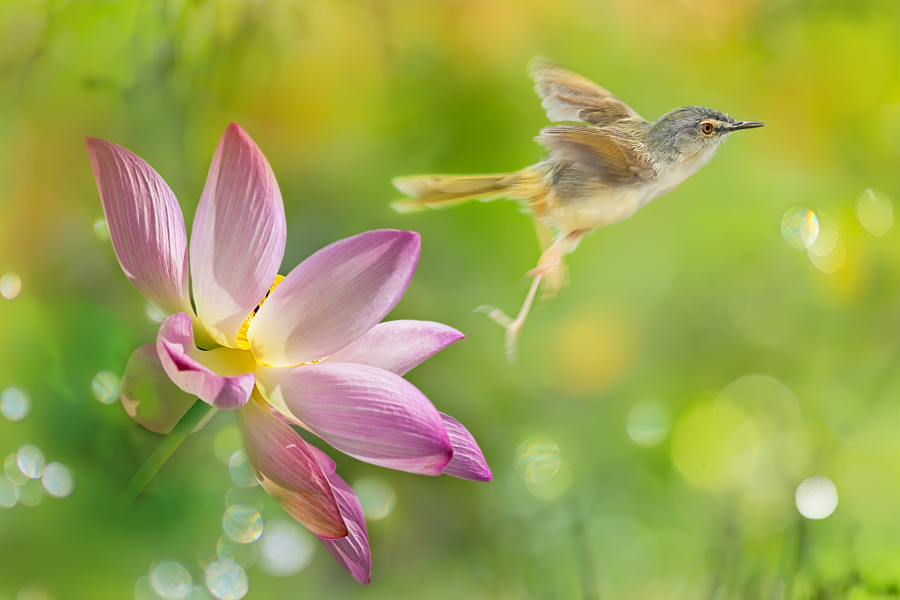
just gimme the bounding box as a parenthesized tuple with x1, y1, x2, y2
(236, 275, 285, 350)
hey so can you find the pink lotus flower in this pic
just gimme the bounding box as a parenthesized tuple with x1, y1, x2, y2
(86, 123, 491, 584)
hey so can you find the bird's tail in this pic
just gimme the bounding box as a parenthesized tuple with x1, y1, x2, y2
(391, 168, 542, 213)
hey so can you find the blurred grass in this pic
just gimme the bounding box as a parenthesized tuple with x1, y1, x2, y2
(0, 0, 899, 598)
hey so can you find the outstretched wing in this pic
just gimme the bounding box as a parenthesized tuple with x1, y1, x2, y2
(530, 59, 646, 126)
(536, 125, 656, 185)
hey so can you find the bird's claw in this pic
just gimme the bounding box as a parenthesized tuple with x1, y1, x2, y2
(475, 305, 523, 361)
(474, 304, 513, 329)
(475, 271, 545, 362)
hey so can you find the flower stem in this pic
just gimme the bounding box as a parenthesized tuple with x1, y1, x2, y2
(117, 399, 214, 509)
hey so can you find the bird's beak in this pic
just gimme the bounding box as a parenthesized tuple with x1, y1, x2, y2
(729, 121, 766, 131)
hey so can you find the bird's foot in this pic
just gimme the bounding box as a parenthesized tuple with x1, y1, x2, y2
(475, 273, 544, 362)
(475, 305, 525, 361)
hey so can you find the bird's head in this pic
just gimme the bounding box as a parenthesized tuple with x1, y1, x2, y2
(648, 106, 764, 165)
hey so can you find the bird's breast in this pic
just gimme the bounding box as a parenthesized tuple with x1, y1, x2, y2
(546, 181, 647, 232)
(637, 150, 719, 207)
(544, 159, 711, 232)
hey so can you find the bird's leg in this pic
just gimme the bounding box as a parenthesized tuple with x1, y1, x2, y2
(478, 272, 544, 362)
(532, 218, 569, 302)
(526, 229, 589, 296)
(478, 229, 590, 361)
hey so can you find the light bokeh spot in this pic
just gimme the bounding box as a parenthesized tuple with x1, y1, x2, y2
(257, 518, 315, 577)
(514, 436, 561, 484)
(185, 588, 213, 600)
(780, 207, 819, 250)
(353, 477, 397, 520)
(526, 459, 573, 502)
(17, 445, 45, 479)
(1, 272, 22, 300)
(808, 236, 846, 273)
(41, 462, 74, 498)
(222, 504, 263, 543)
(856, 188, 892, 236)
(92, 371, 121, 405)
(227, 450, 258, 488)
(1, 387, 30, 421)
(93, 218, 110, 241)
(204, 560, 248, 600)
(626, 400, 671, 447)
(4, 454, 28, 486)
(216, 534, 258, 568)
(796, 476, 838, 519)
(150, 561, 192, 600)
(807, 212, 838, 257)
(0, 475, 18, 508)
(17, 479, 44, 507)
(671, 401, 760, 492)
(145, 303, 167, 323)
(15, 588, 51, 600)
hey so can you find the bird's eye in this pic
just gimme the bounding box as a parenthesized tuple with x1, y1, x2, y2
(700, 121, 715, 136)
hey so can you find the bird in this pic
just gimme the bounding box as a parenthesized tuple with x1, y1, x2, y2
(392, 59, 764, 360)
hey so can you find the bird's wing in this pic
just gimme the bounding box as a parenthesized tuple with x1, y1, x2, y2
(536, 125, 656, 185)
(530, 58, 646, 125)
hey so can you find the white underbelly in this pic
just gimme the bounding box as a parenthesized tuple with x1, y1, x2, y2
(544, 157, 710, 233)
(550, 186, 654, 232)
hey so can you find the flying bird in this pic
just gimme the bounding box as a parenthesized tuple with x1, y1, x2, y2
(393, 59, 764, 360)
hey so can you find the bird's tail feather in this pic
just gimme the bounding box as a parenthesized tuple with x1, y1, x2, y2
(391, 169, 540, 213)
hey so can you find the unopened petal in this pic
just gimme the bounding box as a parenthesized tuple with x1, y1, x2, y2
(85, 137, 192, 317)
(237, 397, 348, 539)
(318, 473, 371, 585)
(256, 363, 452, 475)
(325, 320, 464, 375)
(248, 230, 420, 367)
(120, 345, 215, 434)
(190, 123, 286, 348)
(439, 413, 492, 482)
(156, 313, 256, 409)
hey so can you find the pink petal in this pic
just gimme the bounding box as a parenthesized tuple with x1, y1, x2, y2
(325, 320, 464, 376)
(156, 313, 256, 409)
(439, 413, 492, 482)
(237, 397, 348, 539)
(248, 230, 420, 367)
(85, 137, 192, 317)
(308, 445, 337, 476)
(189, 123, 286, 348)
(318, 472, 371, 585)
(256, 363, 452, 475)
(120, 345, 215, 434)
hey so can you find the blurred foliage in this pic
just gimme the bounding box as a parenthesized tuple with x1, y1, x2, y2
(0, 0, 899, 598)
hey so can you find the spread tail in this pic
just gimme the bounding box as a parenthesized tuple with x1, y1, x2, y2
(391, 170, 540, 213)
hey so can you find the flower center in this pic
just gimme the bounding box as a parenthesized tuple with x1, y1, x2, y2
(236, 275, 285, 350)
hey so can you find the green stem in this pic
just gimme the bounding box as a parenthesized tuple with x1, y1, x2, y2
(117, 399, 214, 509)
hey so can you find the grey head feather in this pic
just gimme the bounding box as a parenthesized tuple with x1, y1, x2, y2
(646, 106, 736, 163)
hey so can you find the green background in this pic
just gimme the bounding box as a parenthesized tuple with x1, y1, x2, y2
(0, 0, 898, 598)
